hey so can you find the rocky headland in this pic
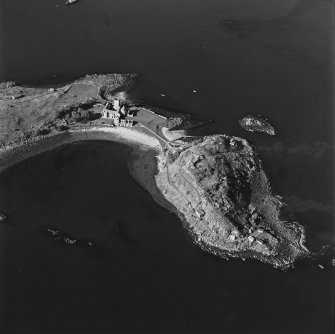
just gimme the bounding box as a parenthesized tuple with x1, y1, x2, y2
(155, 135, 308, 268)
(0, 74, 309, 268)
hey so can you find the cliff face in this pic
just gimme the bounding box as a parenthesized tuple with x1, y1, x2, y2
(156, 135, 308, 268)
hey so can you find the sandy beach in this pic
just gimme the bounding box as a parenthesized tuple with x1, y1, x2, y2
(0, 126, 161, 172)
(84, 126, 161, 149)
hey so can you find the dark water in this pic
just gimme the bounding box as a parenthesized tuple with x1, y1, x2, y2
(0, 0, 334, 333)
(0, 141, 332, 334)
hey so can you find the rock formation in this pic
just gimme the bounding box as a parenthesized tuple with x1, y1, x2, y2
(155, 135, 308, 268)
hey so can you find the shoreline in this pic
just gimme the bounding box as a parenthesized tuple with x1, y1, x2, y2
(0, 74, 310, 269)
(161, 127, 186, 141)
(0, 126, 309, 269)
(128, 145, 303, 269)
(0, 126, 161, 172)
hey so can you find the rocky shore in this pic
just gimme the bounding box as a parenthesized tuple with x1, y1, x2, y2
(154, 135, 308, 268)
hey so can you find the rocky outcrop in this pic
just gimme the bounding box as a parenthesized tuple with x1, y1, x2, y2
(46, 227, 77, 245)
(239, 115, 276, 135)
(0, 212, 7, 224)
(45, 227, 96, 248)
(155, 135, 308, 268)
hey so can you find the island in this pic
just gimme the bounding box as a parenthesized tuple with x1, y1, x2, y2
(0, 74, 309, 268)
(239, 115, 277, 135)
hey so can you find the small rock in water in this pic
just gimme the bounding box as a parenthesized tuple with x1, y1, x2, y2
(0, 212, 7, 224)
(160, 93, 166, 97)
(65, 0, 78, 5)
(192, 89, 197, 93)
(239, 115, 276, 136)
(63, 237, 77, 245)
(46, 227, 60, 237)
(318, 264, 325, 269)
(45, 227, 77, 245)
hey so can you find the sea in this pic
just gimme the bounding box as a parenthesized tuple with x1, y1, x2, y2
(0, 0, 333, 333)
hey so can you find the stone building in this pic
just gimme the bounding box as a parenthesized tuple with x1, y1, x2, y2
(101, 99, 133, 127)
(112, 99, 121, 111)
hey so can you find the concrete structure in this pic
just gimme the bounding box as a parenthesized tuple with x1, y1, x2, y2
(11, 94, 24, 100)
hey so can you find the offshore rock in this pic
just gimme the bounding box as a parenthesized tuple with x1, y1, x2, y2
(156, 135, 308, 268)
(239, 115, 276, 135)
(65, 0, 78, 5)
(0, 212, 7, 224)
(46, 227, 77, 245)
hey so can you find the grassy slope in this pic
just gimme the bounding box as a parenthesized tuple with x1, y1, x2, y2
(0, 74, 136, 147)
